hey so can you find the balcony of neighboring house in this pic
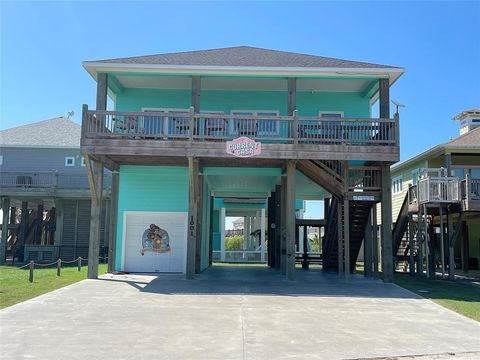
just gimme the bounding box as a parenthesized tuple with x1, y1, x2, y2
(417, 168, 461, 205)
(81, 106, 400, 162)
(460, 174, 480, 211)
(0, 171, 111, 198)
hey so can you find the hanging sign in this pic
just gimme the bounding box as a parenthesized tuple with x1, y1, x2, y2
(226, 137, 261, 158)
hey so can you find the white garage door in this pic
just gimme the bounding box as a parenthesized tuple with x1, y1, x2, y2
(123, 211, 188, 273)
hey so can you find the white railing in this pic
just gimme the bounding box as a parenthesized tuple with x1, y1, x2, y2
(212, 250, 264, 263)
(461, 174, 480, 201)
(418, 176, 460, 204)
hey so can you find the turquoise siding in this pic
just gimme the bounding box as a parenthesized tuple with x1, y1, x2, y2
(116, 89, 370, 117)
(115, 165, 189, 271)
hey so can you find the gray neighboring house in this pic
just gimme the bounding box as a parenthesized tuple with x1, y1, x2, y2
(0, 116, 110, 263)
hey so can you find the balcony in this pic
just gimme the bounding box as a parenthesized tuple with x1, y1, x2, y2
(0, 171, 111, 198)
(418, 176, 460, 205)
(81, 106, 400, 162)
(461, 175, 480, 211)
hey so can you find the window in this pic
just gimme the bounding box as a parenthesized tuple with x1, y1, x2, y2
(319, 111, 344, 139)
(142, 108, 189, 136)
(65, 157, 75, 166)
(392, 176, 403, 194)
(411, 169, 419, 186)
(231, 110, 279, 137)
(452, 167, 465, 180)
(81, 157, 86, 167)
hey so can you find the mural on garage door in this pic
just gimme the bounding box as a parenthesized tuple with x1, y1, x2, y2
(141, 224, 171, 255)
(123, 212, 188, 273)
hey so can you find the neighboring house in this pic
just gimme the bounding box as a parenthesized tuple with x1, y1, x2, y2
(232, 218, 244, 230)
(391, 111, 480, 275)
(80, 46, 403, 281)
(0, 117, 111, 263)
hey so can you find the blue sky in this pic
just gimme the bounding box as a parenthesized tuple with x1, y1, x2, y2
(1, 1, 479, 220)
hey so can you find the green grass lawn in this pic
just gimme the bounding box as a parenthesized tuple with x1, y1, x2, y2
(0, 263, 108, 309)
(394, 273, 480, 322)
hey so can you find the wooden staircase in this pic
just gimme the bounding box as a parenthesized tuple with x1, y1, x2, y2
(323, 200, 373, 272)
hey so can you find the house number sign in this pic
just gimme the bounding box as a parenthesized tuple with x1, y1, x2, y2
(226, 137, 261, 158)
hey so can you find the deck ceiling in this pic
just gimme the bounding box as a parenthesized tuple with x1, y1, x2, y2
(112, 75, 376, 93)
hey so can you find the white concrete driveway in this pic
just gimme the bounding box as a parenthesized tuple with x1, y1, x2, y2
(1, 266, 479, 359)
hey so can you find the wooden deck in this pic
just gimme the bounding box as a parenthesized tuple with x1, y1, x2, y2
(81, 106, 400, 163)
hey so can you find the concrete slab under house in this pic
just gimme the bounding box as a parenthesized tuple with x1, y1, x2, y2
(79, 46, 405, 282)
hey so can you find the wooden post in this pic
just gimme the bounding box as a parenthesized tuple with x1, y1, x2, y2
(447, 209, 455, 280)
(417, 205, 423, 276)
(78, 257, 82, 272)
(260, 208, 266, 262)
(96, 73, 108, 111)
(280, 175, 287, 275)
(220, 208, 226, 262)
(189, 106, 195, 142)
(461, 221, 469, 273)
(408, 212, 415, 276)
(293, 110, 299, 144)
(424, 204, 430, 279)
(344, 199, 350, 279)
(53, 199, 64, 255)
(57, 258, 61, 276)
(186, 157, 199, 279)
(108, 171, 119, 273)
(0, 197, 10, 264)
(439, 205, 445, 278)
(379, 78, 390, 119)
(35, 204, 44, 245)
(287, 78, 296, 115)
(274, 185, 282, 269)
(20, 201, 28, 262)
(191, 76, 201, 112)
(381, 164, 394, 282)
(195, 170, 203, 273)
(372, 205, 379, 278)
(364, 209, 373, 277)
(337, 200, 344, 275)
(286, 160, 296, 280)
(29, 261, 34, 283)
(87, 159, 104, 279)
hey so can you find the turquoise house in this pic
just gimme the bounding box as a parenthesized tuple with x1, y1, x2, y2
(80, 46, 403, 282)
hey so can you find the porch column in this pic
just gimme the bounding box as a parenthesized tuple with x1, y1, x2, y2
(445, 153, 455, 279)
(344, 198, 350, 280)
(379, 78, 390, 118)
(195, 169, 203, 273)
(0, 197, 10, 265)
(274, 185, 282, 269)
(280, 176, 287, 275)
(381, 164, 394, 282)
(287, 78, 297, 115)
(337, 199, 344, 275)
(191, 76, 201, 112)
(187, 157, 199, 279)
(260, 207, 266, 262)
(372, 204, 379, 278)
(96, 73, 108, 110)
(243, 216, 248, 255)
(86, 157, 104, 279)
(108, 171, 119, 273)
(363, 209, 373, 277)
(286, 160, 296, 280)
(220, 208, 226, 262)
(461, 221, 469, 273)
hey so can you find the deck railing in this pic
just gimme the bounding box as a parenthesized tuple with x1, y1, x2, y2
(82, 106, 399, 147)
(418, 176, 460, 204)
(461, 175, 480, 202)
(0, 171, 111, 191)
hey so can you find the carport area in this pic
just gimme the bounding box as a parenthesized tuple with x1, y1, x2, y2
(1, 267, 479, 360)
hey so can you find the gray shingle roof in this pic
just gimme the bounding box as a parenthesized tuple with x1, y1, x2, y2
(446, 126, 480, 146)
(90, 46, 398, 69)
(0, 117, 81, 148)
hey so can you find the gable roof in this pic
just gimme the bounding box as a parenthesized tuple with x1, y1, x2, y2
(392, 127, 480, 172)
(0, 117, 81, 148)
(90, 46, 399, 69)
